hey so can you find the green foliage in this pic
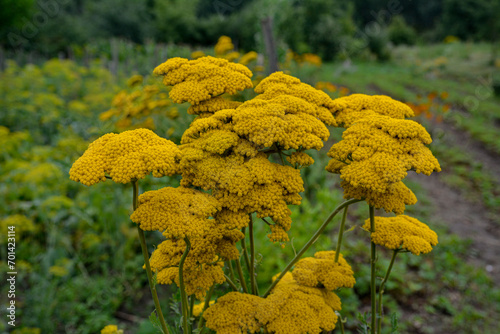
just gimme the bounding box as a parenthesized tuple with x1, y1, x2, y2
(388, 16, 417, 46)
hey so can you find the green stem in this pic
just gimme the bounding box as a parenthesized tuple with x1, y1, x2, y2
(241, 227, 251, 272)
(377, 250, 398, 333)
(334, 206, 349, 263)
(262, 198, 362, 297)
(235, 256, 248, 293)
(179, 238, 191, 334)
(228, 260, 236, 283)
(133, 181, 170, 334)
(369, 205, 377, 334)
(249, 215, 259, 295)
(197, 285, 214, 330)
(224, 274, 239, 291)
(189, 296, 195, 332)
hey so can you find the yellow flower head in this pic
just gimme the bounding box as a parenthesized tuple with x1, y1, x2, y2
(342, 180, 417, 214)
(332, 94, 415, 128)
(204, 292, 263, 334)
(69, 129, 181, 186)
(327, 114, 440, 194)
(153, 56, 253, 105)
(191, 50, 206, 59)
(130, 186, 220, 238)
(287, 151, 314, 168)
(193, 300, 215, 317)
(126, 74, 143, 87)
(254, 71, 340, 126)
(239, 51, 258, 65)
(214, 36, 234, 55)
(257, 272, 341, 334)
(100, 325, 123, 334)
(292, 251, 356, 290)
(362, 215, 438, 255)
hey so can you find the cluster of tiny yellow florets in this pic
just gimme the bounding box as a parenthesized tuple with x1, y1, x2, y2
(362, 215, 438, 255)
(99, 80, 176, 130)
(327, 105, 440, 213)
(203, 292, 263, 334)
(331, 94, 415, 128)
(153, 56, 253, 105)
(130, 186, 220, 238)
(203, 273, 341, 334)
(257, 273, 341, 334)
(254, 72, 340, 127)
(69, 128, 181, 186)
(292, 251, 356, 290)
(187, 96, 242, 115)
(287, 151, 315, 168)
(192, 300, 215, 317)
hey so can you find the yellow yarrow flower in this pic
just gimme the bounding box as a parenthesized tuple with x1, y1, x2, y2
(204, 292, 263, 334)
(239, 51, 258, 65)
(362, 215, 438, 255)
(257, 273, 341, 334)
(100, 325, 123, 334)
(131, 186, 220, 237)
(153, 56, 253, 105)
(254, 71, 340, 126)
(193, 300, 215, 317)
(287, 152, 314, 168)
(187, 96, 242, 115)
(69, 129, 181, 186)
(332, 94, 415, 128)
(214, 36, 234, 55)
(342, 180, 417, 214)
(292, 251, 356, 290)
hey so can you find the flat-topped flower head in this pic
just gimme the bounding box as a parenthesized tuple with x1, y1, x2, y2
(362, 215, 438, 255)
(327, 114, 440, 213)
(193, 300, 215, 317)
(203, 292, 264, 334)
(69, 129, 181, 186)
(332, 94, 415, 128)
(257, 272, 341, 334)
(254, 71, 340, 126)
(342, 180, 417, 214)
(287, 152, 314, 168)
(153, 56, 253, 105)
(214, 36, 234, 56)
(292, 251, 356, 290)
(130, 186, 220, 238)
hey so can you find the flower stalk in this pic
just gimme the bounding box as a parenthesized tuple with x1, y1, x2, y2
(179, 237, 192, 334)
(262, 198, 362, 297)
(334, 206, 349, 263)
(133, 181, 170, 334)
(369, 205, 377, 334)
(377, 249, 399, 333)
(249, 215, 259, 295)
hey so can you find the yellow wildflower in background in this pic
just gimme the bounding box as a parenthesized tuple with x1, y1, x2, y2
(292, 251, 356, 290)
(331, 94, 415, 128)
(362, 215, 438, 255)
(214, 36, 234, 55)
(69, 129, 181, 186)
(193, 300, 215, 317)
(204, 292, 263, 334)
(153, 56, 253, 105)
(126, 74, 143, 87)
(257, 273, 341, 334)
(239, 51, 258, 65)
(100, 325, 123, 334)
(191, 50, 206, 59)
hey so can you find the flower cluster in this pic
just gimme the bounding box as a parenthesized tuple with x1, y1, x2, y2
(362, 215, 438, 255)
(214, 36, 235, 56)
(292, 251, 356, 290)
(203, 273, 342, 334)
(69, 128, 181, 186)
(153, 56, 253, 105)
(327, 97, 440, 213)
(131, 187, 244, 299)
(100, 325, 123, 334)
(331, 94, 415, 128)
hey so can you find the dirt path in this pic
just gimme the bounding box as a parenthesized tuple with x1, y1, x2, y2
(409, 172, 500, 282)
